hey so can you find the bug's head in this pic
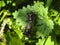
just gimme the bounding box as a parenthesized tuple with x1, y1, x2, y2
(27, 11, 36, 21)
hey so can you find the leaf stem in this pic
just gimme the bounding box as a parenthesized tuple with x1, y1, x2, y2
(0, 19, 7, 37)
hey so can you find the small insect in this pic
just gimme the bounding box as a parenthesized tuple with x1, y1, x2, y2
(24, 11, 36, 37)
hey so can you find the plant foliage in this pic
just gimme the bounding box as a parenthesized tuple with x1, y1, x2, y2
(0, 0, 60, 45)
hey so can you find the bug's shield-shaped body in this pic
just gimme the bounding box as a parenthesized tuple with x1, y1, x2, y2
(24, 12, 35, 37)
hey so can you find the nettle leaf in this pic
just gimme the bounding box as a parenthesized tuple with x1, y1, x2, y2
(54, 14, 60, 25)
(0, 1, 6, 8)
(5, 30, 25, 45)
(7, 18, 24, 39)
(45, 36, 54, 45)
(14, 29, 24, 39)
(36, 36, 54, 45)
(0, 42, 5, 45)
(49, 9, 60, 35)
(36, 38, 45, 45)
(13, 1, 54, 38)
(49, 9, 58, 17)
(49, 9, 60, 25)
(31, 1, 54, 38)
(13, 9, 28, 29)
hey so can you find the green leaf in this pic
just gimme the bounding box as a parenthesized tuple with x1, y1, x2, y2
(36, 38, 45, 45)
(5, 30, 25, 45)
(46, 0, 53, 7)
(0, 1, 5, 8)
(13, 1, 54, 38)
(14, 30, 24, 39)
(45, 36, 54, 45)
